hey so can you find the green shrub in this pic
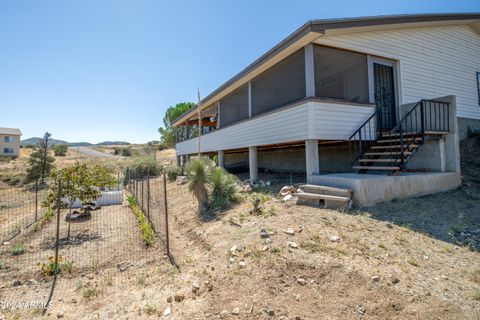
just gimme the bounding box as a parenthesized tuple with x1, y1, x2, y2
(113, 147, 121, 155)
(0, 260, 5, 269)
(127, 195, 155, 246)
(209, 167, 240, 209)
(53, 144, 68, 156)
(39, 256, 72, 276)
(121, 147, 132, 157)
(129, 157, 162, 177)
(166, 166, 182, 182)
(11, 244, 26, 256)
(127, 195, 137, 206)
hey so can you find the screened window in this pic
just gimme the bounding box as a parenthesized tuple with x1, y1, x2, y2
(4, 148, 14, 154)
(314, 45, 368, 103)
(251, 48, 306, 116)
(4, 136, 14, 143)
(219, 84, 249, 127)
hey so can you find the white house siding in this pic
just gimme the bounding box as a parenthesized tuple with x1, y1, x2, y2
(309, 102, 376, 140)
(176, 101, 375, 155)
(315, 24, 480, 120)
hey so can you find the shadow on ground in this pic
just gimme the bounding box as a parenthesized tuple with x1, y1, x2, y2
(357, 184, 480, 251)
(359, 136, 480, 251)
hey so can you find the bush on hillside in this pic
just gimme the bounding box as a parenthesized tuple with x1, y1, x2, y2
(165, 166, 182, 182)
(121, 147, 132, 157)
(53, 144, 68, 156)
(129, 157, 162, 177)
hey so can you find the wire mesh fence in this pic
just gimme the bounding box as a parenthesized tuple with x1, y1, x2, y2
(0, 180, 48, 244)
(0, 170, 171, 315)
(124, 168, 170, 255)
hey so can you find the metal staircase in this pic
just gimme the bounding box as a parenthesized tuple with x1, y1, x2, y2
(349, 99, 450, 175)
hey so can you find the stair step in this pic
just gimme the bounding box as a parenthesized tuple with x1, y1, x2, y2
(293, 192, 350, 202)
(364, 151, 413, 156)
(377, 137, 423, 143)
(380, 131, 418, 137)
(381, 130, 447, 137)
(299, 184, 352, 197)
(371, 144, 418, 149)
(353, 166, 401, 171)
(358, 159, 401, 163)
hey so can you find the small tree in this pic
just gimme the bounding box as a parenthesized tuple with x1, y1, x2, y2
(26, 132, 55, 183)
(186, 157, 215, 213)
(43, 163, 116, 239)
(158, 102, 196, 148)
(53, 145, 68, 156)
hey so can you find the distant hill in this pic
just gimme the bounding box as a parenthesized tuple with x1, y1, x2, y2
(69, 142, 94, 147)
(21, 137, 130, 147)
(95, 141, 130, 146)
(21, 137, 69, 147)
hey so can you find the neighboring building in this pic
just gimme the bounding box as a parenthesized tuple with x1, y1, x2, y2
(172, 13, 480, 205)
(0, 127, 22, 157)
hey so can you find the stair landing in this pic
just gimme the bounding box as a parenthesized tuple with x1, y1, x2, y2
(309, 172, 460, 207)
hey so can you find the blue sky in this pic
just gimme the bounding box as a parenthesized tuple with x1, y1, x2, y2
(1, 1, 479, 143)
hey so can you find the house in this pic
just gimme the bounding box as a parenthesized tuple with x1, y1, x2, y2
(172, 13, 480, 206)
(0, 127, 22, 157)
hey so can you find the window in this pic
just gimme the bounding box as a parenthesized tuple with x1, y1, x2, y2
(3, 148, 14, 154)
(219, 84, 249, 127)
(251, 48, 306, 116)
(477, 72, 480, 105)
(4, 136, 14, 143)
(314, 45, 369, 103)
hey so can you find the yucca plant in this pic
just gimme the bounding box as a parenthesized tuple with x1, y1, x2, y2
(210, 167, 240, 209)
(186, 157, 215, 212)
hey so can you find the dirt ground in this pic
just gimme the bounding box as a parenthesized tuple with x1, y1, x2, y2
(1, 137, 480, 319)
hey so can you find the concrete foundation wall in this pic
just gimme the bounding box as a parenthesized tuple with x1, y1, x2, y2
(312, 172, 461, 207)
(405, 138, 443, 172)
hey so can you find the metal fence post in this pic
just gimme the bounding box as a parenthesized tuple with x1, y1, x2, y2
(44, 175, 62, 314)
(163, 173, 170, 256)
(141, 178, 144, 212)
(135, 180, 138, 200)
(147, 176, 150, 220)
(35, 179, 39, 222)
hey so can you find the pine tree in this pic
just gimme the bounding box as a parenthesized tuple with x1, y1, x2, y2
(26, 132, 56, 183)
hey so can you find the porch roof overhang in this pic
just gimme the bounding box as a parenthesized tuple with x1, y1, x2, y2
(172, 13, 480, 127)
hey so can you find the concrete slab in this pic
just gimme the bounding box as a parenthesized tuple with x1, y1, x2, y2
(310, 172, 461, 207)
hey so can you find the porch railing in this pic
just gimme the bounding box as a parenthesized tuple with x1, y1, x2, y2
(349, 99, 450, 170)
(384, 99, 450, 169)
(348, 110, 377, 164)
